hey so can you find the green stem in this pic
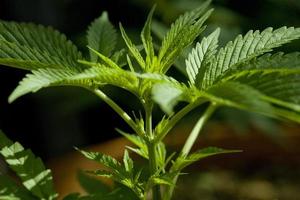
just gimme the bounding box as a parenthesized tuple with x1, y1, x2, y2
(165, 103, 217, 200)
(148, 142, 161, 200)
(157, 101, 203, 142)
(145, 102, 161, 200)
(181, 103, 217, 156)
(93, 89, 143, 136)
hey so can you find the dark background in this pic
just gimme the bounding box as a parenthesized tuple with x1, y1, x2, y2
(0, 0, 300, 160)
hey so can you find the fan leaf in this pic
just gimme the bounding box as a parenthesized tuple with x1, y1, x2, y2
(219, 52, 300, 115)
(158, 0, 212, 73)
(8, 68, 91, 103)
(207, 81, 274, 115)
(204, 27, 300, 87)
(186, 28, 220, 87)
(0, 131, 57, 200)
(0, 21, 82, 71)
(0, 175, 37, 200)
(87, 12, 117, 61)
(72, 66, 139, 92)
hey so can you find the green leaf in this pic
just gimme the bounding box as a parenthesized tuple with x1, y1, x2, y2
(0, 21, 82, 71)
(155, 142, 167, 171)
(111, 49, 127, 67)
(150, 174, 174, 186)
(186, 28, 220, 88)
(218, 52, 300, 120)
(87, 12, 117, 61)
(8, 68, 91, 103)
(62, 193, 81, 200)
(234, 73, 300, 118)
(172, 147, 241, 171)
(0, 175, 36, 200)
(152, 83, 184, 115)
(241, 52, 300, 70)
(9, 61, 138, 103)
(0, 131, 58, 200)
(158, 0, 212, 73)
(62, 186, 140, 200)
(89, 170, 115, 179)
(119, 24, 145, 69)
(104, 186, 139, 200)
(117, 130, 147, 150)
(141, 6, 156, 66)
(71, 66, 139, 92)
(78, 148, 144, 199)
(123, 150, 134, 173)
(116, 130, 148, 159)
(220, 52, 300, 79)
(77, 171, 110, 195)
(0, 41, 66, 71)
(86, 46, 120, 69)
(76, 148, 123, 173)
(207, 81, 274, 116)
(204, 27, 300, 87)
(89, 169, 143, 199)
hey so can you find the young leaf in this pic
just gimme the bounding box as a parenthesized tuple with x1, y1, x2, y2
(155, 142, 167, 171)
(172, 147, 241, 172)
(149, 173, 175, 186)
(87, 12, 117, 61)
(119, 24, 145, 69)
(158, 0, 213, 73)
(186, 28, 220, 88)
(123, 150, 134, 173)
(117, 130, 147, 150)
(0, 131, 58, 200)
(111, 49, 127, 67)
(76, 148, 123, 173)
(204, 27, 300, 87)
(116, 129, 148, 158)
(0, 21, 82, 71)
(89, 169, 144, 200)
(141, 6, 156, 65)
(87, 46, 120, 69)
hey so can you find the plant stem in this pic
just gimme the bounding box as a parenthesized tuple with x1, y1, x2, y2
(92, 89, 143, 136)
(145, 102, 161, 200)
(148, 142, 161, 200)
(157, 101, 203, 142)
(181, 103, 217, 156)
(165, 103, 217, 200)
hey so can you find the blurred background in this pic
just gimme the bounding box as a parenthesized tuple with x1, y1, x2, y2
(0, 0, 300, 199)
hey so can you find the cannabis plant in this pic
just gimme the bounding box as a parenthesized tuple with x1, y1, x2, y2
(1, 1, 300, 199)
